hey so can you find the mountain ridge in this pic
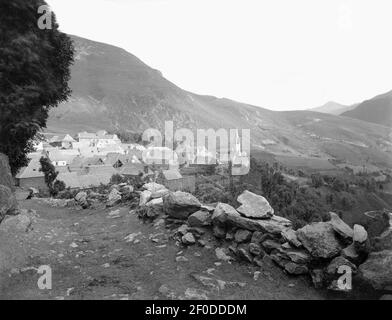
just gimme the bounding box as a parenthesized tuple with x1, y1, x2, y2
(310, 101, 358, 115)
(47, 35, 392, 170)
(342, 90, 392, 127)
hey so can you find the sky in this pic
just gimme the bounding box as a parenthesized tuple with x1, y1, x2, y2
(47, 0, 392, 111)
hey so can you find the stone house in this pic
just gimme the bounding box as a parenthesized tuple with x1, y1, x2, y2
(157, 169, 195, 192)
(15, 154, 47, 191)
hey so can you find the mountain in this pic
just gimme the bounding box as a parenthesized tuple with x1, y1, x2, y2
(310, 101, 358, 115)
(342, 90, 392, 127)
(47, 36, 392, 170)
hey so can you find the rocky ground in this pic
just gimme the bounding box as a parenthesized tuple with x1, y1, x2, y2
(0, 198, 326, 300)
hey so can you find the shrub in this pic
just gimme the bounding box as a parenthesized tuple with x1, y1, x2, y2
(52, 180, 66, 195)
(194, 183, 230, 204)
(57, 188, 78, 199)
(311, 173, 324, 188)
(110, 173, 130, 185)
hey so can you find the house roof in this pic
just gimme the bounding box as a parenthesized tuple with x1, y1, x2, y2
(118, 163, 145, 176)
(98, 145, 124, 154)
(15, 153, 44, 179)
(85, 165, 117, 176)
(78, 147, 99, 157)
(69, 156, 84, 168)
(161, 169, 182, 181)
(46, 149, 79, 163)
(103, 153, 124, 166)
(49, 134, 75, 143)
(81, 156, 104, 166)
(78, 131, 120, 141)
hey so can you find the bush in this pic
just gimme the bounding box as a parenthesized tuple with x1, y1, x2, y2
(110, 174, 128, 185)
(280, 189, 329, 229)
(57, 188, 78, 199)
(331, 177, 347, 192)
(39, 157, 63, 196)
(52, 180, 66, 195)
(311, 173, 324, 188)
(194, 183, 230, 204)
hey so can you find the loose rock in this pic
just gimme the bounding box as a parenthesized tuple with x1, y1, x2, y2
(329, 212, 354, 242)
(236, 190, 274, 219)
(234, 229, 252, 243)
(188, 210, 212, 227)
(296, 222, 343, 259)
(163, 191, 201, 219)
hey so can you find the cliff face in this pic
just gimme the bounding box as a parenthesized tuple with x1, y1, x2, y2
(0, 153, 17, 223)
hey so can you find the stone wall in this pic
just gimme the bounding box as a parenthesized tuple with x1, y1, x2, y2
(135, 185, 392, 298)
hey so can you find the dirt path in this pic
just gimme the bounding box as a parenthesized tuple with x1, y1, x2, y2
(0, 199, 326, 300)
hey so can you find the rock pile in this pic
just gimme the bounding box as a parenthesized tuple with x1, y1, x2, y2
(135, 187, 391, 297)
(43, 182, 136, 210)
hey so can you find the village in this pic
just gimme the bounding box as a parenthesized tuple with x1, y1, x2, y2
(15, 130, 250, 196)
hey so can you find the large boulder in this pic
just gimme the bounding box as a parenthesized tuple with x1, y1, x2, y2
(0, 209, 36, 233)
(187, 210, 212, 227)
(358, 250, 392, 291)
(163, 191, 201, 219)
(143, 182, 170, 199)
(281, 229, 302, 247)
(214, 202, 291, 235)
(353, 224, 368, 244)
(0, 185, 17, 223)
(329, 212, 353, 242)
(212, 203, 239, 225)
(75, 191, 89, 208)
(139, 190, 152, 206)
(279, 248, 312, 265)
(341, 243, 361, 264)
(296, 222, 343, 259)
(106, 188, 122, 207)
(353, 224, 370, 254)
(284, 262, 309, 275)
(234, 229, 252, 243)
(143, 182, 167, 193)
(212, 202, 291, 234)
(326, 256, 357, 281)
(236, 191, 274, 219)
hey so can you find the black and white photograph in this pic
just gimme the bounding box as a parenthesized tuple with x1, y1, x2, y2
(0, 0, 392, 305)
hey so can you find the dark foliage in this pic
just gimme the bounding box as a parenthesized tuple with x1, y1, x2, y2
(39, 156, 64, 196)
(0, 0, 74, 175)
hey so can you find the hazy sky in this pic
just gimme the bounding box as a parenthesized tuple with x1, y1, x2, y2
(47, 0, 392, 110)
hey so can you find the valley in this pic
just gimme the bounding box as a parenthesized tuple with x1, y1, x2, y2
(47, 36, 392, 175)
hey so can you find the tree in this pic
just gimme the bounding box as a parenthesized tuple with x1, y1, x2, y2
(311, 173, 324, 188)
(39, 156, 63, 196)
(0, 0, 74, 175)
(332, 176, 347, 192)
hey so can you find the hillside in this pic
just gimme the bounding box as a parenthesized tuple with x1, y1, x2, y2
(310, 101, 357, 115)
(342, 90, 392, 127)
(47, 35, 392, 170)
